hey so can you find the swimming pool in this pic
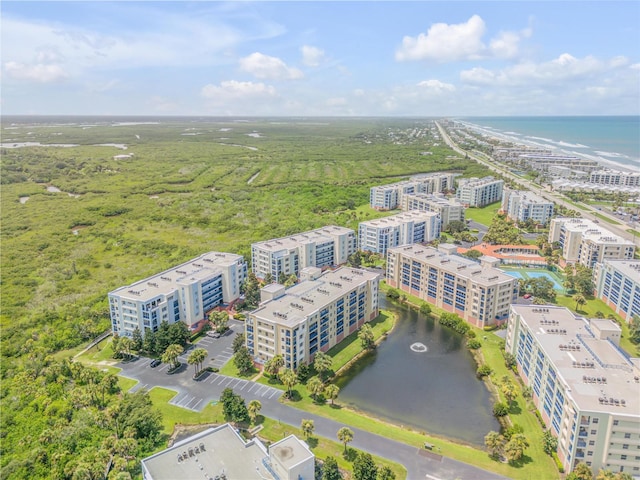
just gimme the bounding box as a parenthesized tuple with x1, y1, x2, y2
(502, 269, 564, 290)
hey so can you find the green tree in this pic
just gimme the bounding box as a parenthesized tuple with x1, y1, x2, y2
(300, 419, 315, 438)
(348, 251, 362, 267)
(386, 289, 400, 300)
(567, 461, 594, 480)
(628, 315, 640, 344)
(284, 274, 297, 287)
(119, 337, 134, 360)
(503, 352, 517, 369)
(358, 323, 375, 350)
(247, 399, 261, 424)
(574, 293, 587, 312)
(493, 401, 509, 417)
(263, 272, 274, 285)
(232, 333, 245, 353)
(501, 380, 518, 406)
(131, 327, 143, 351)
(314, 351, 333, 381)
(187, 347, 208, 376)
(504, 433, 529, 463)
(143, 328, 156, 354)
(322, 456, 342, 480)
(264, 354, 285, 377)
(324, 384, 340, 405)
(233, 347, 254, 375)
(353, 452, 377, 480)
(209, 310, 229, 333)
(307, 376, 325, 400)
(279, 368, 298, 399)
(463, 249, 483, 260)
(542, 429, 558, 455)
(243, 272, 261, 309)
(419, 302, 432, 316)
(168, 321, 190, 346)
(377, 466, 396, 480)
(296, 362, 310, 383)
(161, 344, 183, 369)
(220, 388, 250, 424)
(484, 431, 505, 458)
(445, 219, 467, 234)
(337, 427, 353, 453)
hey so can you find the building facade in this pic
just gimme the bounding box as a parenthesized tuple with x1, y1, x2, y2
(358, 210, 440, 254)
(245, 267, 380, 369)
(108, 252, 247, 338)
(549, 218, 636, 268)
(456, 176, 504, 207)
(501, 189, 554, 225)
(386, 244, 518, 327)
(505, 305, 640, 475)
(589, 170, 640, 187)
(594, 259, 640, 323)
(400, 193, 466, 229)
(369, 172, 458, 210)
(251, 226, 356, 280)
(141, 423, 314, 480)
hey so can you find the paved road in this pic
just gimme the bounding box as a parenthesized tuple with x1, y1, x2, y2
(116, 333, 508, 479)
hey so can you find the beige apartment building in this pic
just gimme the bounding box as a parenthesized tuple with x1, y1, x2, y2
(549, 218, 635, 268)
(505, 305, 640, 475)
(400, 193, 466, 229)
(369, 172, 458, 210)
(251, 226, 356, 280)
(386, 244, 518, 327)
(245, 267, 380, 369)
(358, 210, 440, 255)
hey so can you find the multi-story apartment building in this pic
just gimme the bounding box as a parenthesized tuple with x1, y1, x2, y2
(245, 267, 379, 369)
(400, 193, 465, 229)
(589, 170, 640, 187)
(358, 210, 440, 255)
(109, 252, 247, 338)
(548, 165, 589, 179)
(251, 226, 356, 280)
(594, 259, 640, 323)
(505, 305, 640, 475)
(456, 176, 504, 207)
(386, 244, 518, 327)
(549, 218, 636, 269)
(518, 154, 599, 173)
(501, 189, 554, 225)
(370, 172, 458, 210)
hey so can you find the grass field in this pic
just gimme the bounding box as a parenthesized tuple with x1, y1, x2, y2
(465, 203, 500, 226)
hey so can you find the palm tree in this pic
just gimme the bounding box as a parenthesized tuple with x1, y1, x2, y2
(313, 351, 333, 381)
(264, 354, 284, 377)
(188, 347, 208, 376)
(574, 293, 587, 312)
(484, 431, 505, 458)
(300, 419, 315, 438)
(247, 400, 261, 424)
(324, 384, 340, 405)
(307, 376, 325, 400)
(279, 368, 298, 399)
(501, 381, 518, 406)
(337, 427, 353, 453)
(504, 433, 529, 463)
(161, 344, 184, 369)
(119, 337, 134, 361)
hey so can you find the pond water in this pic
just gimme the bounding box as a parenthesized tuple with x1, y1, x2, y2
(336, 296, 499, 446)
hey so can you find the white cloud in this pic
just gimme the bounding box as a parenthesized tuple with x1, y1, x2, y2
(201, 80, 277, 101)
(239, 52, 303, 80)
(301, 45, 325, 67)
(417, 79, 456, 93)
(4, 61, 68, 83)
(395, 15, 486, 62)
(326, 97, 347, 107)
(489, 31, 521, 59)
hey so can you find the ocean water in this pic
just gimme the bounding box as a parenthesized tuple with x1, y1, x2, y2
(457, 116, 640, 172)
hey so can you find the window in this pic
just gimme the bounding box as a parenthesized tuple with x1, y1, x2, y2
(592, 418, 599, 423)
(587, 451, 593, 456)
(613, 420, 619, 426)
(621, 455, 627, 460)
(589, 441, 595, 446)
(623, 445, 629, 450)
(591, 430, 597, 435)
(624, 433, 631, 439)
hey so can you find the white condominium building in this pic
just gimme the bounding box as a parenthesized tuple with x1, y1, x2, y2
(501, 189, 554, 225)
(370, 172, 458, 210)
(456, 176, 504, 207)
(251, 226, 356, 280)
(400, 193, 465, 229)
(358, 210, 440, 255)
(245, 267, 380, 369)
(109, 252, 247, 338)
(549, 218, 635, 269)
(594, 259, 640, 323)
(590, 170, 640, 187)
(386, 244, 518, 327)
(505, 305, 640, 475)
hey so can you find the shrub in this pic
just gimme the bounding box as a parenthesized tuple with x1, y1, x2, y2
(233, 313, 246, 321)
(467, 339, 481, 349)
(552, 452, 564, 473)
(493, 401, 509, 417)
(476, 364, 492, 378)
(483, 324, 498, 332)
(467, 330, 477, 339)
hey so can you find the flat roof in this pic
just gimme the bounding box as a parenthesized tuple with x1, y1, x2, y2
(511, 305, 640, 415)
(109, 251, 243, 301)
(359, 210, 438, 228)
(458, 176, 502, 187)
(252, 226, 354, 252)
(402, 193, 464, 207)
(553, 218, 634, 246)
(251, 267, 379, 327)
(507, 189, 552, 205)
(270, 435, 314, 470)
(141, 424, 274, 480)
(600, 259, 640, 280)
(388, 245, 516, 287)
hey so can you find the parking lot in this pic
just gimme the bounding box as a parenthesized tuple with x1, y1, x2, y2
(118, 319, 282, 411)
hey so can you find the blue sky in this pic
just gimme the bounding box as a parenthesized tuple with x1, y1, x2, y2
(2, 1, 639, 116)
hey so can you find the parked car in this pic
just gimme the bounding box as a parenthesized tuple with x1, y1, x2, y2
(150, 359, 161, 368)
(207, 331, 221, 338)
(523, 293, 532, 299)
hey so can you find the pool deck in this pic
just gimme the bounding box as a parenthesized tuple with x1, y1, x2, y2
(457, 244, 547, 266)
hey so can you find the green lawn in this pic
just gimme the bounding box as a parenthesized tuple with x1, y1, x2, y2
(465, 203, 500, 227)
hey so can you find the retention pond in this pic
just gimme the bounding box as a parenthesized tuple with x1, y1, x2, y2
(336, 296, 500, 447)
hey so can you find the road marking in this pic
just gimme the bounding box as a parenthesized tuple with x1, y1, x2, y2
(191, 398, 203, 410)
(255, 385, 267, 396)
(185, 397, 199, 409)
(222, 377, 234, 386)
(238, 381, 248, 390)
(247, 383, 258, 394)
(268, 389, 279, 399)
(216, 377, 226, 385)
(180, 396, 195, 407)
(425, 475, 443, 480)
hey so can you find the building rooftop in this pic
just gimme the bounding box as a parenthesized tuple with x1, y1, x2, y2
(141, 424, 273, 480)
(599, 259, 640, 278)
(252, 226, 353, 252)
(458, 176, 502, 187)
(388, 245, 516, 287)
(251, 267, 379, 327)
(506, 189, 552, 205)
(270, 435, 314, 471)
(511, 305, 640, 415)
(109, 251, 243, 301)
(359, 210, 438, 228)
(554, 218, 634, 246)
(402, 193, 464, 206)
